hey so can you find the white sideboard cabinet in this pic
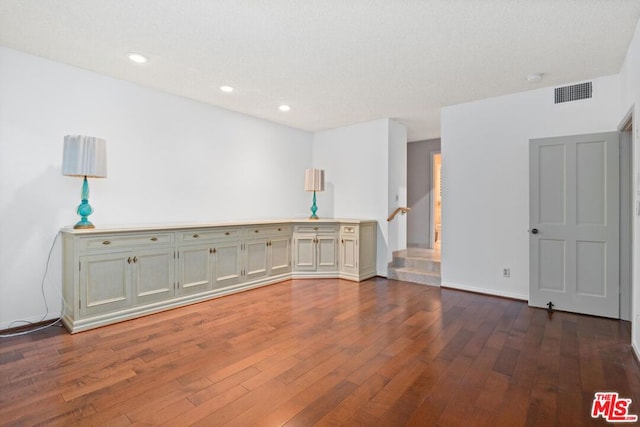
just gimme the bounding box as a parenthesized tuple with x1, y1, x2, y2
(62, 219, 376, 333)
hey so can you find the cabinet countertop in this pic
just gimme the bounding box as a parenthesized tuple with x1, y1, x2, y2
(60, 218, 377, 235)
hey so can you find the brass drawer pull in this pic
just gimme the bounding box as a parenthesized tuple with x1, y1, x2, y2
(102, 240, 111, 245)
(225, 232, 231, 236)
(133, 256, 138, 263)
(314, 227, 319, 231)
(277, 228, 282, 231)
(150, 237, 158, 242)
(193, 234, 200, 238)
(127, 257, 132, 264)
(254, 229, 259, 233)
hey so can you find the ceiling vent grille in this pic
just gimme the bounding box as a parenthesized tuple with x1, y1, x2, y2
(554, 82, 592, 104)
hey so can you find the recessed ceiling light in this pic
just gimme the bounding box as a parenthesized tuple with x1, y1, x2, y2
(527, 73, 543, 82)
(278, 105, 291, 112)
(128, 53, 148, 64)
(220, 85, 234, 93)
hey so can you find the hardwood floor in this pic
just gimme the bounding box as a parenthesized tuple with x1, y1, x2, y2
(1, 278, 638, 426)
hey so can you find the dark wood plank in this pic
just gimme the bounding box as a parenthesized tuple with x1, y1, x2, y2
(0, 277, 638, 426)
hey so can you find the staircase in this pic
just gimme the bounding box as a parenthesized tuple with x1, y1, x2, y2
(387, 247, 441, 286)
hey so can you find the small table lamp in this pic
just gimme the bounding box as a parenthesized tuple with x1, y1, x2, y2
(304, 168, 324, 220)
(62, 135, 107, 229)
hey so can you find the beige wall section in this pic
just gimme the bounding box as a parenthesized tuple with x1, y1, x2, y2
(407, 138, 441, 248)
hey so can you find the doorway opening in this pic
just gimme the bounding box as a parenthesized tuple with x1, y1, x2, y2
(430, 152, 442, 250)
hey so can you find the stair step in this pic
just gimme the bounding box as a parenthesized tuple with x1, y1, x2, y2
(392, 248, 440, 261)
(387, 267, 441, 287)
(391, 256, 440, 273)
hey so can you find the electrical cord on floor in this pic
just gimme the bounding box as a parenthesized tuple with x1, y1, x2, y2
(0, 231, 66, 338)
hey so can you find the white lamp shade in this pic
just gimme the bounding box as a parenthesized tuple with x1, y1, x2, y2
(62, 135, 107, 178)
(304, 168, 325, 192)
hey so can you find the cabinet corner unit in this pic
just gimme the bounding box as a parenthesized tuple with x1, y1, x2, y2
(61, 219, 376, 333)
(338, 222, 377, 281)
(291, 221, 377, 282)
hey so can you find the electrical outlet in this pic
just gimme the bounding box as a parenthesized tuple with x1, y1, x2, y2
(503, 268, 510, 278)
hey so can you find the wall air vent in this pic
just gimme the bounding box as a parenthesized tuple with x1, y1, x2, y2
(554, 82, 592, 104)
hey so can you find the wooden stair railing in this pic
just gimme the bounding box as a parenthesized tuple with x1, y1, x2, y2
(387, 207, 410, 222)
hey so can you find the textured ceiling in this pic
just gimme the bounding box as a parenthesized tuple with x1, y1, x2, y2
(1, 0, 640, 141)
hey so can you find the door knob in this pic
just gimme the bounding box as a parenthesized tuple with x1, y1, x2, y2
(531, 228, 539, 234)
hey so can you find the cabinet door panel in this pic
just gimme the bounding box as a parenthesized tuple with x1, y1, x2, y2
(135, 249, 175, 304)
(317, 235, 338, 270)
(293, 235, 316, 271)
(80, 253, 132, 316)
(178, 245, 212, 296)
(214, 242, 242, 289)
(270, 237, 290, 275)
(246, 240, 268, 281)
(340, 236, 358, 275)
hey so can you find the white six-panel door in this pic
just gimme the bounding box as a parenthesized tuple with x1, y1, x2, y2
(529, 132, 619, 318)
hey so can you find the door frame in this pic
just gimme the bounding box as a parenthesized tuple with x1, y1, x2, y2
(429, 150, 441, 249)
(618, 107, 633, 321)
(529, 132, 620, 318)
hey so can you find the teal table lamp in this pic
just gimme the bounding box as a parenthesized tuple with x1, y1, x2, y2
(62, 135, 107, 229)
(304, 168, 324, 220)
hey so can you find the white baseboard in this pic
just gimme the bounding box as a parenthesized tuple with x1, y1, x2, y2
(440, 281, 528, 301)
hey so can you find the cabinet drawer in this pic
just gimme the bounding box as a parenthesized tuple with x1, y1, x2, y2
(79, 233, 174, 250)
(340, 225, 358, 234)
(245, 225, 291, 238)
(294, 224, 338, 234)
(178, 228, 240, 243)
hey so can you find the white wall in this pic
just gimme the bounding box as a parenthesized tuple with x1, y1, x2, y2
(388, 120, 408, 255)
(441, 74, 621, 300)
(619, 19, 640, 358)
(0, 47, 313, 329)
(313, 118, 407, 275)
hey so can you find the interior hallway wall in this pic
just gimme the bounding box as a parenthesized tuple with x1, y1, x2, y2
(618, 17, 640, 358)
(407, 138, 441, 248)
(441, 74, 621, 301)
